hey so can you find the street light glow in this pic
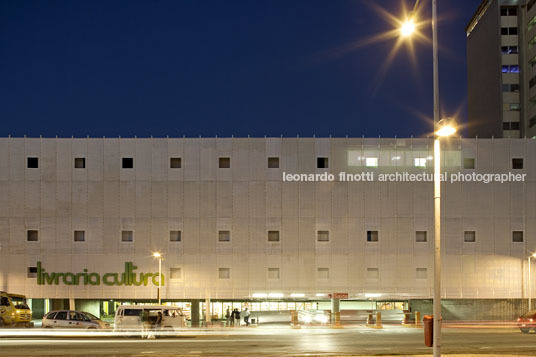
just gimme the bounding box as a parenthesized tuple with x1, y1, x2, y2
(436, 119, 457, 137)
(153, 252, 161, 258)
(401, 19, 415, 37)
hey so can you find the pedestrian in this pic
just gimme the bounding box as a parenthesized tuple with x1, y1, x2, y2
(225, 307, 231, 327)
(235, 309, 241, 327)
(243, 308, 250, 326)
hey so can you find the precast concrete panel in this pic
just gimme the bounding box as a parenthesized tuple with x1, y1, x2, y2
(87, 140, 104, 181)
(151, 140, 167, 182)
(135, 140, 152, 181)
(233, 139, 251, 181)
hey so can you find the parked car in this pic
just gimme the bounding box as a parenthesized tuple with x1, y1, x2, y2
(114, 305, 186, 332)
(42, 310, 110, 329)
(517, 311, 536, 333)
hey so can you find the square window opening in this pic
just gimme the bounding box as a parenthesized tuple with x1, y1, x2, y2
(74, 158, 86, 169)
(268, 231, 280, 242)
(416, 231, 427, 242)
(219, 157, 231, 168)
(512, 231, 524, 242)
(170, 230, 182, 242)
(27, 157, 39, 168)
(317, 231, 330, 242)
(219, 268, 230, 279)
(268, 268, 280, 280)
(464, 231, 476, 243)
(27, 230, 38, 242)
(414, 158, 427, 167)
(416, 268, 428, 280)
(367, 230, 379, 242)
(463, 158, 475, 170)
(512, 158, 524, 169)
(170, 158, 182, 168)
(317, 268, 329, 280)
(317, 157, 329, 168)
(74, 230, 85, 242)
(122, 158, 134, 169)
(268, 157, 280, 168)
(170, 268, 182, 280)
(27, 267, 38, 278)
(218, 230, 231, 242)
(367, 268, 379, 280)
(121, 230, 133, 242)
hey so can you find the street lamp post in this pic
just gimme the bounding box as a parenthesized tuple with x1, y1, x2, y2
(529, 253, 536, 311)
(153, 252, 163, 305)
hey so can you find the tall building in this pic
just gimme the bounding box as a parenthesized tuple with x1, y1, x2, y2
(0, 137, 535, 322)
(466, 0, 536, 139)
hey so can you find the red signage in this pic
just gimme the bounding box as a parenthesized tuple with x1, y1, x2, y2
(328, 293, 348, 299)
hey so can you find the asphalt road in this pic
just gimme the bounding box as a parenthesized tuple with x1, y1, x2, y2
(1, 326, 536, 356)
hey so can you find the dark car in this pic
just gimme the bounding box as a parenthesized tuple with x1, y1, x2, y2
(517, 311, 536, 333)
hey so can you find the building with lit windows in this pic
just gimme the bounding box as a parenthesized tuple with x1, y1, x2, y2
(0, 137, 535, 323)
(466, 0, 536, 138)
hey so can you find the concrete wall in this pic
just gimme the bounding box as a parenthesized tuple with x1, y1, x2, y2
(0, 137, 535, 301)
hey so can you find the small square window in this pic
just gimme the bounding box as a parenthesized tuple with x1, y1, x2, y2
(170, 268, 182, 280)
(463, 158, 475, 169)
(74, 158, 86, 169)
(27, 267, 38, 278)
(27, 230, 38, 242)
(218, 268, 230, 279)
(416, 268, 428, 280)
(317, 268, 329, 280)
(317, 231, 329, 242)
(511, 122, 520, 130)
(464, 231, 476, 243)
(74, 230, 85, 242)
(268, 157, 280, 168)
(219, 157, 231, 168)
(512, 158, 524, 169)
(218, 230, 231, 242)
(268, 268, 280, 280)
(121, 230, 133, 242)
(501, 27, 508, 35)
(416, 231, 427, 242)
(122, 158, 134, 169)
(170, 230, 182, 242)
(27, 157, 39, 168)
(414, 158, 427, 167)
(268, 231, 280, 242)
(367, 230, 379, 242)
(317, 157, 329, 168)
(170, 157, 182, 168)
(367, 268, 379, 280)
(365, 157, 378, 167)
(512, 231, 524, 242)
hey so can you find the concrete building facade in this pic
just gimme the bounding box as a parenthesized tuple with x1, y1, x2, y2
(466, 0, 536, 138)
(0, 137, 535, 320)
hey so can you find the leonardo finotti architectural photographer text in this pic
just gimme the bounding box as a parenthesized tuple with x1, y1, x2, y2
(282, 171, 527, 184)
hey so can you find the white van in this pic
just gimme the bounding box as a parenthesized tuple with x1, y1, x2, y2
(114, 305, 186, 332)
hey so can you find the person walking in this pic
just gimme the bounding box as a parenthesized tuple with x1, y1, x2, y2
(243, 308, 250, 326)
(235, 309, 241, 327)
(225, 307, 231, 327)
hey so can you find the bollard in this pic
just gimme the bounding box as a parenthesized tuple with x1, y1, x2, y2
(331, 311, 343, 329)
(376, 312, 382, 328)
(415, 311, 422, 327)
(402, 310, 410, 325)
(423, 315, 433, 347)
(366, 313, 374, 325)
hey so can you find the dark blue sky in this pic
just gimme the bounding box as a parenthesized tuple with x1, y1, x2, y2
(0, 0, 482, 138)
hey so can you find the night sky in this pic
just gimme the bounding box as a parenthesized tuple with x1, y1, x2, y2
(0, 0, 483, 138)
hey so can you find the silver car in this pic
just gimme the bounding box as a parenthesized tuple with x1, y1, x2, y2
(42, 310, 110, 329)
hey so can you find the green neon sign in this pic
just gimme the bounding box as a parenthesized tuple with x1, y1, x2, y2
(36, 262, 164, 286)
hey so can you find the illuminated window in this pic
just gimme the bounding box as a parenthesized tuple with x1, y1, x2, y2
(416, 231, 427, 242)
(414, 158, 427, 167)
(365, 157, 378, 167)
(218, 268, 230, 279)
(268, 268, 280, 280)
